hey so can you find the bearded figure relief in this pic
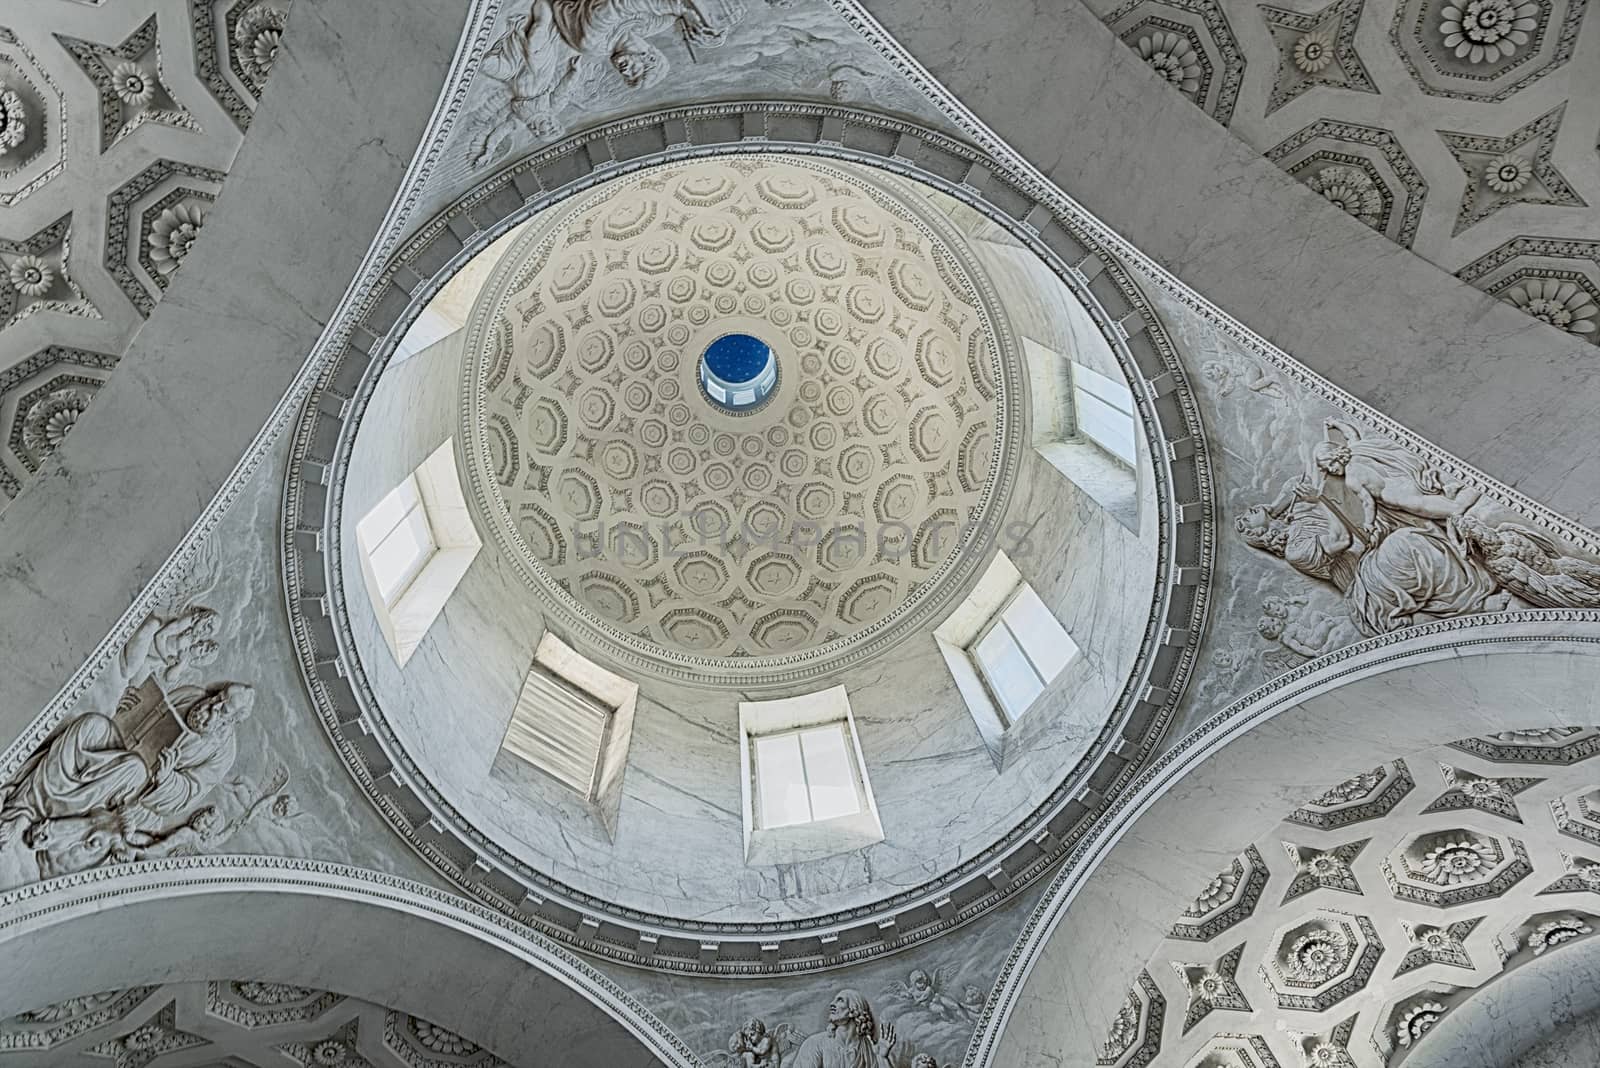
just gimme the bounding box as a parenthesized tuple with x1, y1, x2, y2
(467, 0, 745, 166)
(1237, 418, 1600, 644)
(0, 581, 292, 888)
(0, 682, 254, 881)
(790, 990, 899, 1068)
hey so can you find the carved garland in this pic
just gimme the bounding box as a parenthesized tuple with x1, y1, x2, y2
(280, 102, 1216, 975)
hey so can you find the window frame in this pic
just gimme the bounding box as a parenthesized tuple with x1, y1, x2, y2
(362, 473, 438, 609)
(354, 439, 483, 668)
(503, 667, 616, 801)
(1069, 360, 1137, 468)
(737, 686, 884, 864)
(748, 719, 869, 831)
(968, 586, 1054, 726)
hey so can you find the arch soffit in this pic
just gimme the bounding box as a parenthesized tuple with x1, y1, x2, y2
(971, 610, 1600, 1068)
(279, 101, 1218, 975)
(0, 857, 693, 1068)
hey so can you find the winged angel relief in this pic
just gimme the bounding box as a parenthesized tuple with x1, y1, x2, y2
(1237, 418, 1600, 641)
(466, 0, 746, 166)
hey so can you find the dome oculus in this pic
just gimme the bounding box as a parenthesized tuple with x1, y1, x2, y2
(700, 332, 777, 412)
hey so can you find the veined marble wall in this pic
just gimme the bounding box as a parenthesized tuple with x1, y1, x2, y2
(1139, 271, 1600, 741)
(0, 432, 442, 896)
(338, 255, 1157, 924)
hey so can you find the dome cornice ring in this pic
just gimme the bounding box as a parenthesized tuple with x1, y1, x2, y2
(280, 101, 1217, 975)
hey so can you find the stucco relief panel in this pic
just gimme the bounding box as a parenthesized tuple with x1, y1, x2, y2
(1080, 0, 1600, 337)
(1098, 732, 1600, 1068)
(1135, 277, 1600, 732)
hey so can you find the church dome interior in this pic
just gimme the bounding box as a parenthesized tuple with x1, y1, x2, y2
(2, 0, 1600, 1066)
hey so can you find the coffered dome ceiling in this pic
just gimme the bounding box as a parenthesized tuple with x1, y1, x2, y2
(460, 154, 1021, 685)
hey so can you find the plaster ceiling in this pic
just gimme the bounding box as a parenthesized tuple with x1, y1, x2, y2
(1102, 727, 1600, 1068)
(1085, 0, 1600, 343)
(460, 154, 1023, 685)
(0, 0, 288, 503)
(0, 981, 507, 1067)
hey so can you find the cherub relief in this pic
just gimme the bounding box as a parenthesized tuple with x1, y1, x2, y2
(886, 968, 964, 1023)
(728, 1017, 789, 1067)
(118, 606, 221, 690)
(1202, 358, 1286, 400)
(467, 0, 743, 166)
(1256, 595, 1358, 666)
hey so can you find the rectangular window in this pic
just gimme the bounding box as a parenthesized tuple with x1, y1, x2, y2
(1072, 361, 1137, 466)
(751, 721, 864, 829)
(970, 584, 1078, 724)
(502, 668, 614, 799)
(358, 474, 437, 606)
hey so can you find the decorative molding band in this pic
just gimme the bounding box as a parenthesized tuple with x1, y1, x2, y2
(279, 102, 1217, 975)
(963, 609, 1600, 1067)
(0, 854, 698, 1068)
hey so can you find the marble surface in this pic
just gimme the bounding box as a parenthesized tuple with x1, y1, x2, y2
(1407, 932, 1600, 1068)
(341, 313, 1156, 923)
(986, 621, 1600, 1067)
(0, 862, 681, 1068)
(0, 0, 466, 763)
(614, 878, 1042, 1067)
(856, 0, 1600, 527)
(411, 0, 951, 222)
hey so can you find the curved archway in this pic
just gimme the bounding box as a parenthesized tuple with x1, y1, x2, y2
(0, 857, 692, 1067)
(1404, 932, 1600, 1068)
(973, 611, 1600, 1066)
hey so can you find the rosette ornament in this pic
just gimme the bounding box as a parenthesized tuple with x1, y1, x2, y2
(1503, 278, 1598, 335)
(148, 202, 206, 276)
(7, 254, 53, 298)
(0, 86, 26, 155)
(235, 5, 288, 82)
(1136, 32, 1203, 94)
(1438, 0, 1540, 63)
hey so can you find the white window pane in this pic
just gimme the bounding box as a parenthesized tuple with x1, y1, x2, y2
(371, 506, 435, 603)
(357, 475, 422, 547)
(754, 732, 812, 828)
(800, 724, 861, 822)
(1072, 363, 1134, 413)
(974, 623, 1043, 721)
(1003, 585, 1077, 683)
(1074, 388, 1137, 466)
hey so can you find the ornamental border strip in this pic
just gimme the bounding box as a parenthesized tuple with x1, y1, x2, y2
(280, 101, 1217, 976)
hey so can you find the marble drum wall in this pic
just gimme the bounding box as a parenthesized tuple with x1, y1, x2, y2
(285, 115, 1214, 974)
